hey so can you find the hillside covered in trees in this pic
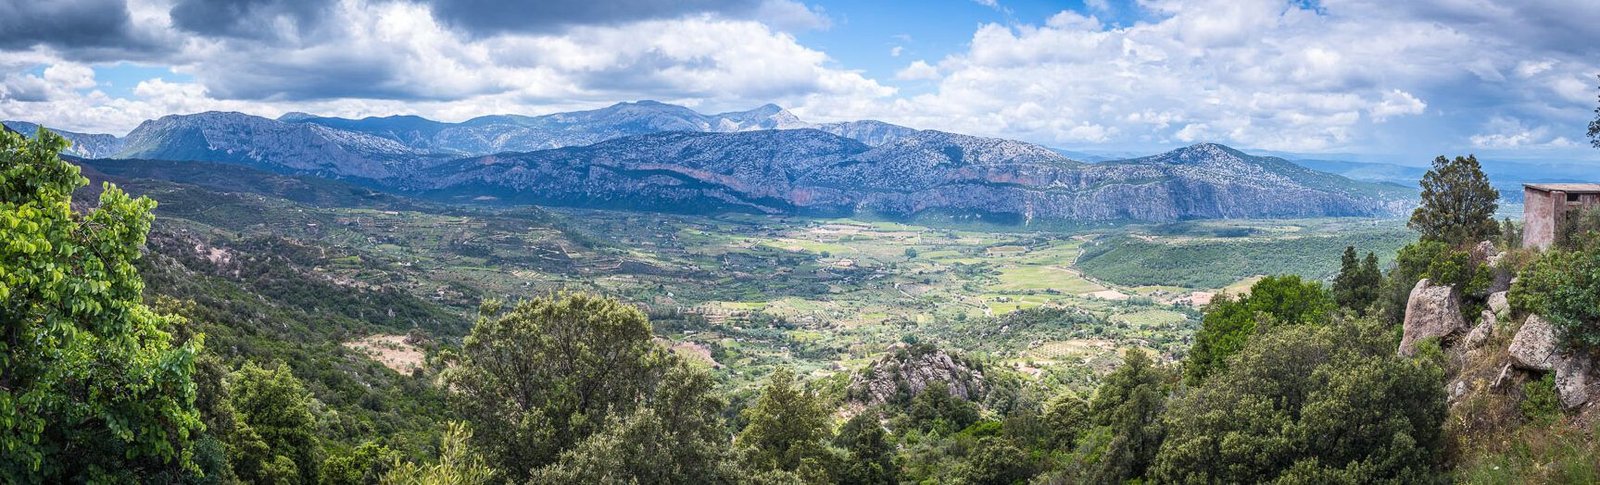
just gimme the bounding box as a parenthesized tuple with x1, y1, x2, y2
(5, 117, 1600, 485)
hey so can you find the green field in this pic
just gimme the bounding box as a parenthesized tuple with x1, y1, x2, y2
(104, 168, 1416, 392)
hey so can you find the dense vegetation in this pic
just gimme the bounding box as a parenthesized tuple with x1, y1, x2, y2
(1077, 225, 1412, 288)
(9, 122, 1599, 483)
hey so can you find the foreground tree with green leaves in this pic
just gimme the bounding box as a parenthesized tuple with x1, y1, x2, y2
(1153, 317, 1447, 483)
(227, 361, 322, 484)
(449, 293, 671, 480)
(1332, 246, 1382, 315)
(1185, 275, 1335, 382)
(1409, 154, 1499, 246)
(737, 367, 838, 483)
(0, 127, 203, 481)
(1511, 237, 1600, 350)
(531, 362, 737, 483)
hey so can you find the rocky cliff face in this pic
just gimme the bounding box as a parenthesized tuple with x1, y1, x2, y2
(116, 111, 429, 180)
(409, 131, 1410, 222)
(288, 100, 817, 155)
(847, 345, 988, 405)
(15, 101, 1412, 223)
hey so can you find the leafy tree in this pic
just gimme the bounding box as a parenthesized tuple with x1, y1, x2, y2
(1041, 392, 1090, 450)
(953, 436, 1034, 485)
(1083, 349, 1168, 483)
(228, 361, 322, 484)
(0, 128, 203, 481)
(835, 412, 897, 485)
(737, 367, 836, 482)
(449, 293, 668, 480)
(1510, 241, 1600, 350)
(1501, 217, 1523, 250)
(1151, 318, 1446, 483)
(1186, 275, 1334, 382)
(1589, 75, 1600, 149)
(530, 362, 736, 484)
(322, 440, 403, 485)
(382, 422, 496, 485)
(1332, 246, 1383, 315)
(1409, 154, 1499, 246)
(907, 381, 981, 434)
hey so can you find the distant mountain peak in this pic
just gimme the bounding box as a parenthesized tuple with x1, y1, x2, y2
(278, 111, 320, 122)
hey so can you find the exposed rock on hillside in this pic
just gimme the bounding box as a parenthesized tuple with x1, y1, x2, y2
(1399, 278, 1468, 356)
(413, 133, 1410, 222)
(1509, 315, 1558, 371)
(847, 344, 988, 406)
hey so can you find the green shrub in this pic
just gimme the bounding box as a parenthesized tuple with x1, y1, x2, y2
(1519, 374, 1562, 427)
(1509, 242, 1600, 350)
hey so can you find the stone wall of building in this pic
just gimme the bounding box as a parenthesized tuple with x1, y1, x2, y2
(1524, 187, 1556, 249)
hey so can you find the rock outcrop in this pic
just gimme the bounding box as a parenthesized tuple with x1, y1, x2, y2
(1487, 291, 1509, 316)
(1399, 278, 1469, 356)
(1508, 315, 1558, 371)
(1462, 310, 1496, 350)
(847, 345, 988, 406)
(1553, 357, 1594, 410)
(1508, 314, 1599, 410)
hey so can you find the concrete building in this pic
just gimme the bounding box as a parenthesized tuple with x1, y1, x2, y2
(1523, 183, 1600, 249)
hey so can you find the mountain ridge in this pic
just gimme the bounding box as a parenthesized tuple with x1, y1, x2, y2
(7, 101, 1413, 222)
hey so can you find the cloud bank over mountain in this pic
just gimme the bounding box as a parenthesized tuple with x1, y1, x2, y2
(0, 0, 1595, 162)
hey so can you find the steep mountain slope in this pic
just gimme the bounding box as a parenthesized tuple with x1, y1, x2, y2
(815, 120, 919, 146)
(1072, 143, 1415, 220)
(115, 111, 428, 180)
(290, 100, 819, 155)
(408, 130, 1408, 222)
(3, 120, 125, 158)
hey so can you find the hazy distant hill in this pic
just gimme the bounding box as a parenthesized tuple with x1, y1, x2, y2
(2, 120, 125, 158)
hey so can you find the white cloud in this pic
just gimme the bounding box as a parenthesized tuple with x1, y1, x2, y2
(1, 0, 892, 134)
(1469, 116, 1576, 149)
(834, 0, 1600, 156)
(1370, 90, 1426, 122)
(3, 0, 1598, 160)
(895, 60, 939, 81)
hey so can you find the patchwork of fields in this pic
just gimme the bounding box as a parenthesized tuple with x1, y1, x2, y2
(125, 171, 1412, 391)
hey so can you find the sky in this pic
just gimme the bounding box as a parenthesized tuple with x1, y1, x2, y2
(1, 0, 1597, 163)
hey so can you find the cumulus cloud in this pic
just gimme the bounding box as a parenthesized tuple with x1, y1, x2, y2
(424, 0, 826, 36)
(169, 0, 335, 41)
(1469, 116, 1577, 149)
(1370, 90, 1426, 122)
(0, 0, 887, 133)
(1, 0, 1596, 160)
(839, 0, 1600, 156)
(895, 60, 939, 81)
(0, 0, 175, 59)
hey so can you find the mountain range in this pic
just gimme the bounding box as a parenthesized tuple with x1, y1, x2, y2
(6, 101, 1413, 223)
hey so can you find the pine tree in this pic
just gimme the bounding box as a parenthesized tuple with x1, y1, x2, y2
(1085, 349, 1168, 483)
(1332, 246, 1361, 309)
(1333, 247, 1383, 316)
(1409, 154, 1499, 246)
